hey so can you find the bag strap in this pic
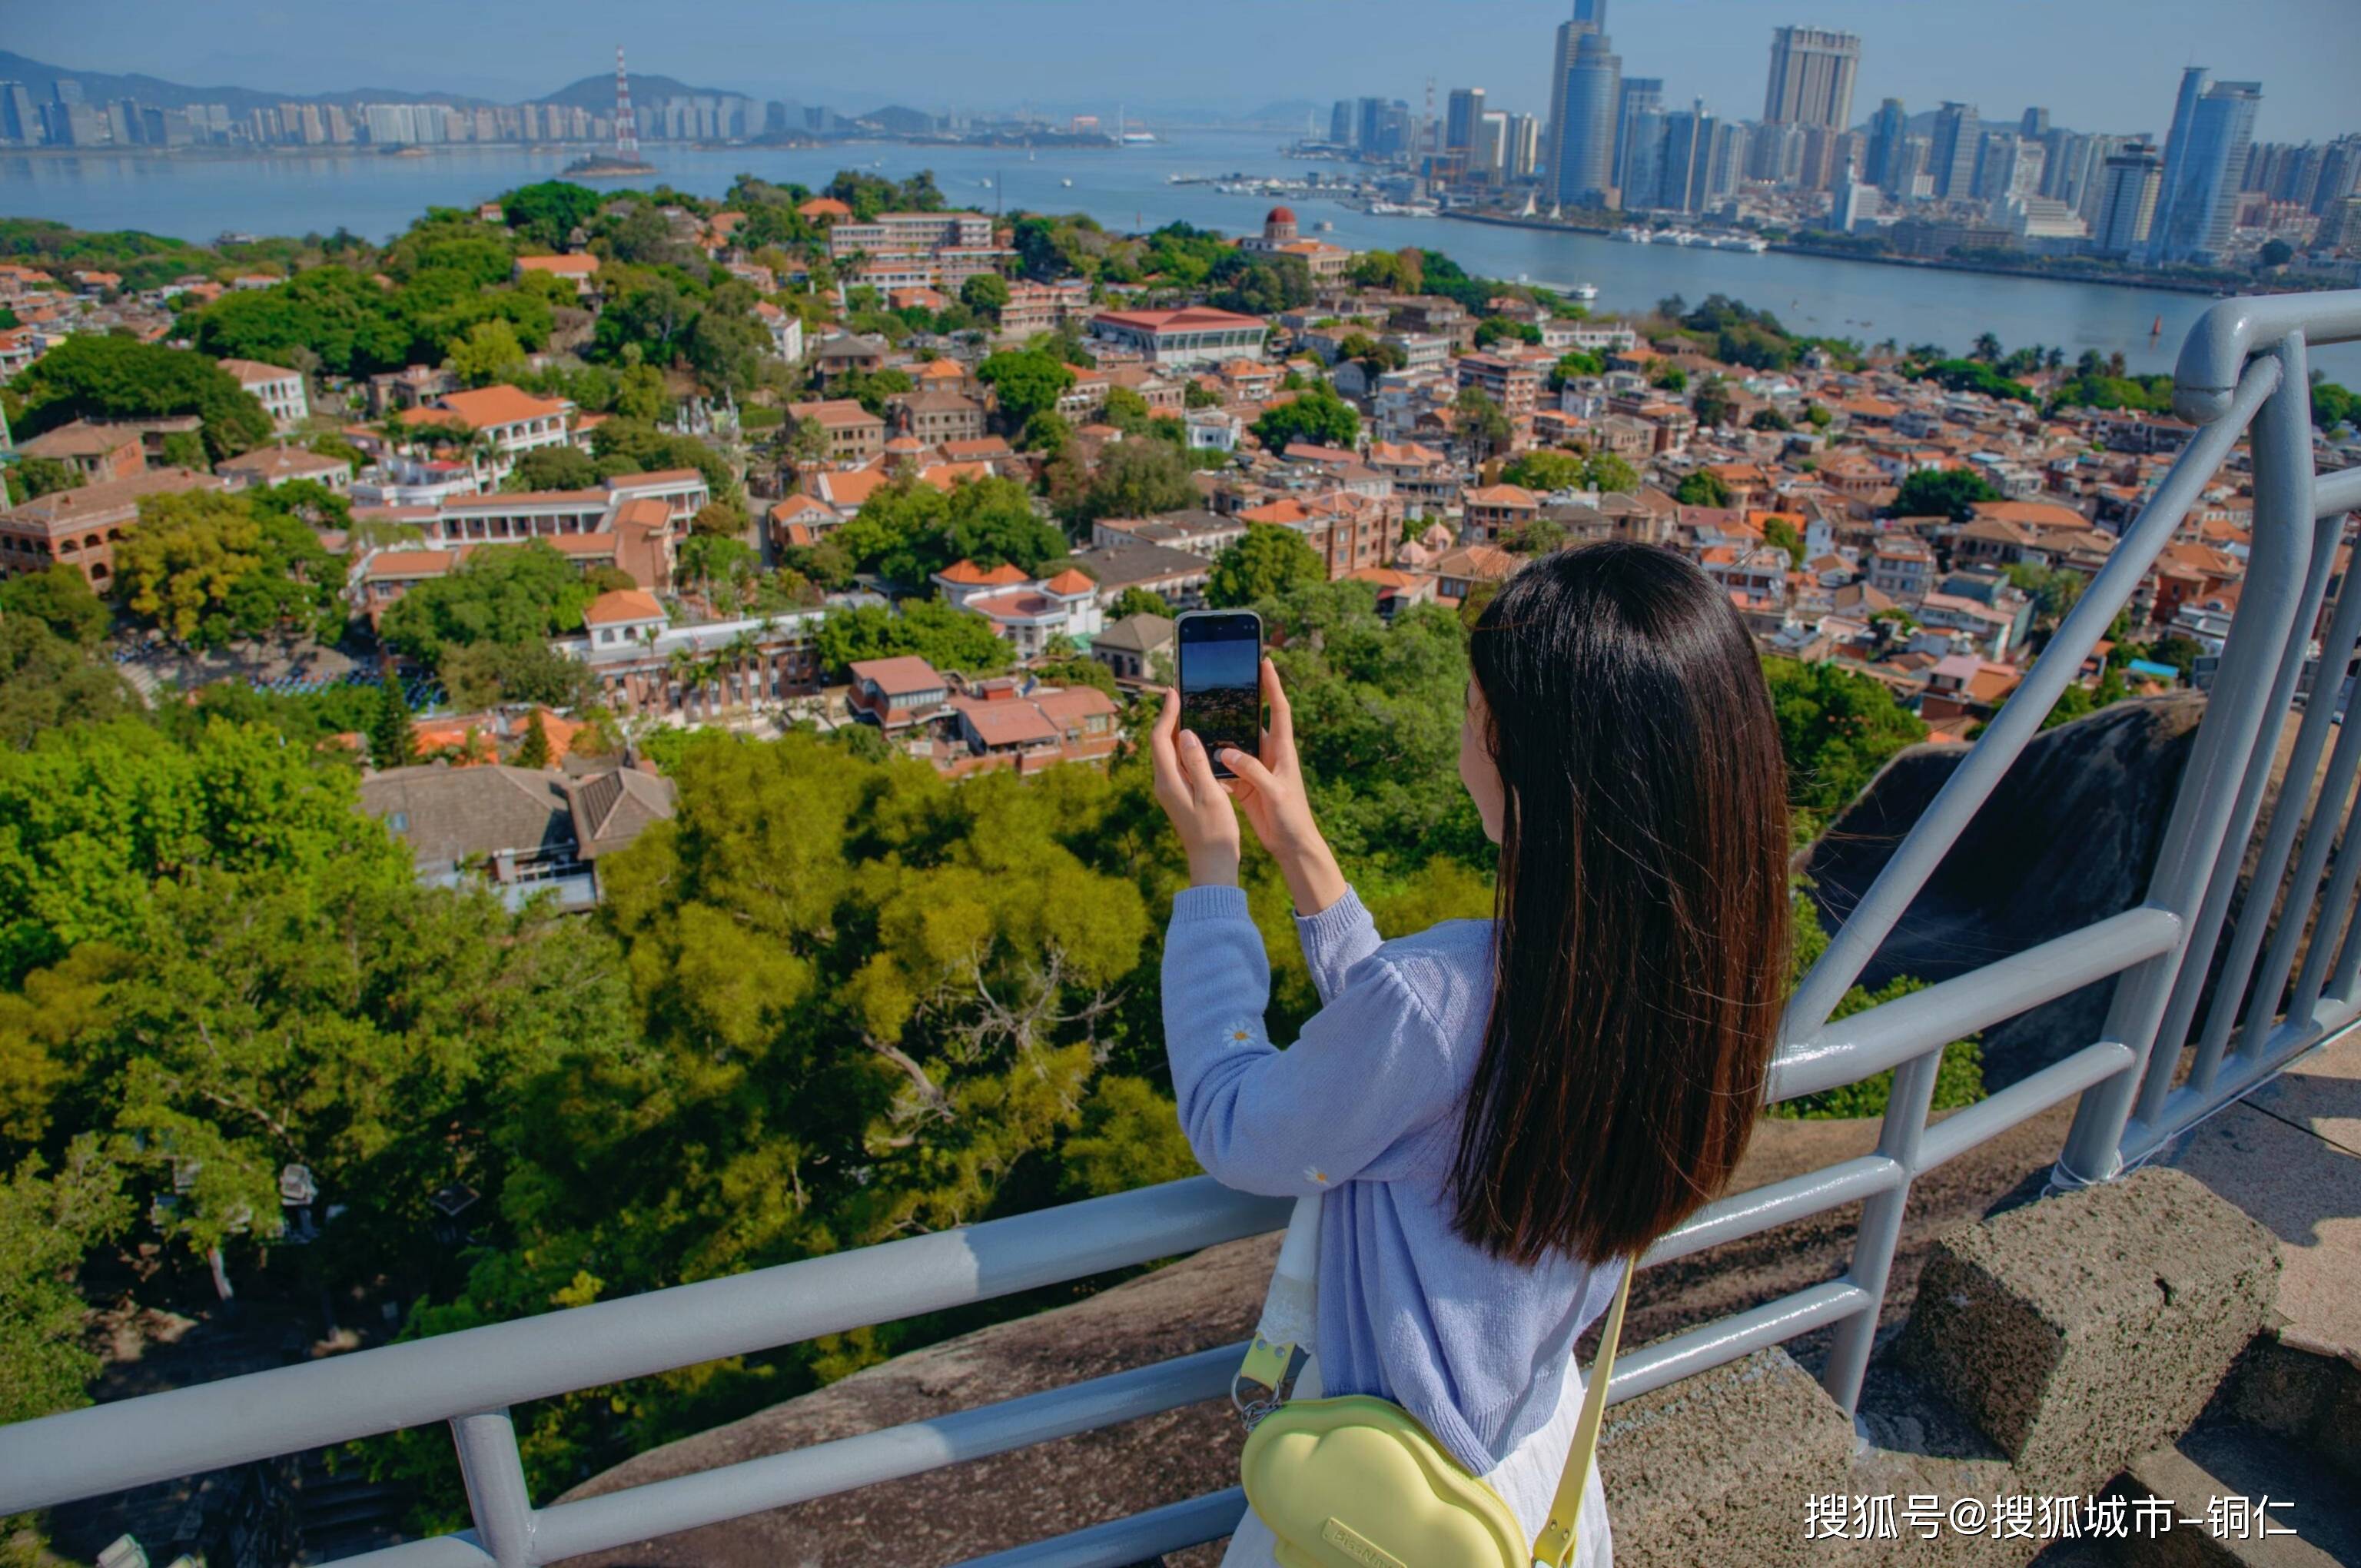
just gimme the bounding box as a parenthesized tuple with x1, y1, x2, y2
(1234, 1193, 1323, 1425)
(1529, 1257, 1636, 1568)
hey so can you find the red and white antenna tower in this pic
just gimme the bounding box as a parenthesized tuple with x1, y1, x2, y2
(613, 45, 639, 159)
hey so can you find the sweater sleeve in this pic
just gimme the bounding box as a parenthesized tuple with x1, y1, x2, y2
(1293, 887, 1383, 1006)
(1163, 884, 1456, 1198)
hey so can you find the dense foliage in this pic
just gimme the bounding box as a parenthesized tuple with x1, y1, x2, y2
(5, 334, 271, 461)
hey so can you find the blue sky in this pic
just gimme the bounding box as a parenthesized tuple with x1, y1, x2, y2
(7, 0, 2355, 141)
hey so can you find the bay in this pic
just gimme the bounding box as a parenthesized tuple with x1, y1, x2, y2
(4, 126, 2355, 381)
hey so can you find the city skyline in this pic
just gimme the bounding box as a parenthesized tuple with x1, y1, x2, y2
(3, 0, 2355, 143)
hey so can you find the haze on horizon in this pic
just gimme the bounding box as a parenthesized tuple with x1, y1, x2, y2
(5, 0, 2356, 144)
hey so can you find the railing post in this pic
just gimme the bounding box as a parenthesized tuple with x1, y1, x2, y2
(2054, 337, 2309, 1186)
(1818, 1045, 1942, 1420)
(453, 1408, 536, 1568)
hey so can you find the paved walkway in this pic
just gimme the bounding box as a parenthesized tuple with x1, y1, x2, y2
(2166, 1026, 2361, 1367)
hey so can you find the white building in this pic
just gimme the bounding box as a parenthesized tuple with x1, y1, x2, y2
(935, 560, 1106, 659)
(218, 357, 308, 430)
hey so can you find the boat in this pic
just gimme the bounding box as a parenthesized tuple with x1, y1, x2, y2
(1611, 226, 1652, 243)
(2150, 314, 2164, 337)
(1314, 219, 1334, 231)
(1572, 282, 1599, 301)
(1061, 178, 1074, 188)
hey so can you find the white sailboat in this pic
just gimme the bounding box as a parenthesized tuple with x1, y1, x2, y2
(1519, 189, 1537, 218)
(1548, 200, 1562, 221)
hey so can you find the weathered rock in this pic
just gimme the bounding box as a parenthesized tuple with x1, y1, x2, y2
(1592, 1350, 1857, 1568)
(1897, 1167, 2278, 1497)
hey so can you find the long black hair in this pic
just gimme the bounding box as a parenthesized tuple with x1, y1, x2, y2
(1453, 541, 1790, 1265)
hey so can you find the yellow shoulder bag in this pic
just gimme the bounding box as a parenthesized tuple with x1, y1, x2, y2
(1234, 1195, 1635, 1568)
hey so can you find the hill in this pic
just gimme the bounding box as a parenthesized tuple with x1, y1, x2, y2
(0, 51, 736, 117)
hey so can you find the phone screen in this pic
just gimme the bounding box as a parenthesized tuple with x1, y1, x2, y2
(1180, 613, 1262, 779)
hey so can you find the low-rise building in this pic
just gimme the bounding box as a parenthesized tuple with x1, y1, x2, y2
(1088, 306, 1270, 369)
(17, 420, 148, 485)
(359, 762, 676, 912)
(848, 655, 953, 730)
(215, 444, 353, 491)
(786, 398, 888, 464)
(1091, 613, 1175, 682)
(0, 466, 224, 587)
(217, 357, 308, 430)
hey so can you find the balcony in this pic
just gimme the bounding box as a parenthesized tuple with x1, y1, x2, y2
(3, 293, 2360, 1566)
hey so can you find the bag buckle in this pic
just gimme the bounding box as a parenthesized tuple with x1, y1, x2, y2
(1230, 1333, 1307, 1430)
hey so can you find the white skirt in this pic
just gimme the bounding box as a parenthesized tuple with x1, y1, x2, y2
(1219, 1350, 1613, 1568)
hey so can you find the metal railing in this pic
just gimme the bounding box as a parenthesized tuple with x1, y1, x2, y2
(3, 293, 2358, 1568)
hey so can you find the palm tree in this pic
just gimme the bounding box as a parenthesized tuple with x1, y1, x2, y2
(1971, 331, 2004, 364)
(722, 630, 759, 710)
(666, 645, 702, 718)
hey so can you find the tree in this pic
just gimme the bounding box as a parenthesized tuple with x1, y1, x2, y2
(1253, 384, 1360, 453)
(1582, 452, 1639, 493)
(1500, 450, 1585, 492)
(691, 499, 749, 538)
(5, 456, 82, 503)
(1065, 439, 1196, 526)
(503, 445, 601, 492)
(516, 709, 553, 769)
(1761, 656, 1928, 832)
(1675, 469, 1732, 507)
(977, 350, 1075, 429)
(371, 672, 417, 769)
(1649, 364, 1689, 392)
(960, 272, 1010, 323)
(0, 563, 110, 647)
(446, 319, 528, 387)
(1762, 516, 1806, 566)
(440, 638, 596, 712)
(8, 334, 271, 460)
(1503, 517, 1569, 557)
(1750, 407, 1794, 432)
(1101, 385, 1154, 437)
(0, 614, 133, 751)
(813, 596, 1009, 679)
(1208, 524, 1326, 608)
(186, 264, 410, 377)
(0, 1144, 129, 1426)
(378, 539, 604, 660)
(2259, 238, 2293, 269)
(1893, 467, 1999, 522)
(1111, 586, 1172, 620)
(114, 490, 347, 649)
(1971, 331, 2004, 363)
(1450, 387, 1511, 462)
(1691, 376, 1736, 430)
(503, 181, 607, 248)
(1551, 350, 1606, 385)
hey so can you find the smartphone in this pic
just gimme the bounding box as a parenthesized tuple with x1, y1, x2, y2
(1177, 609, 1263, 779)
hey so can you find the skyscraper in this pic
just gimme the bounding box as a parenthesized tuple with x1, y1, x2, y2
(1445, 88, 1485, 154)
(1552, 28, 1622, 207)
(2093, 141, 2163, 256)
(1541, 0, 1608, 198)
(1330, 100, 1354, 145)
(1506, 113, 1542, 180)
(1865, 97, 1908, 194)
(1930, 102, 1981, 199)
(1622, 107, 1667, 208)
(2147, 72, 2261, 264)
(1660, 100, 1719, 213)
(0, 82, 32, 145)
(2020, 107, 2051, 139)
(1614, 77, 1664, 198)
(1762, 26, 1860, 130)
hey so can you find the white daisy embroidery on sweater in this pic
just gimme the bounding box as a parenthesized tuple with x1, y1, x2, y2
(1304, 1166, 1330, 1186)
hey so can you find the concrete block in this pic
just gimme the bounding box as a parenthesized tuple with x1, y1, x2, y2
(1596, 1348, 1857, 1568)
(1898, 1168, 2278, 1497)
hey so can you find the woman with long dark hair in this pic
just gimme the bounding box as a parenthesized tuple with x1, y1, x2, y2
(1151, 541, 1792, 1566)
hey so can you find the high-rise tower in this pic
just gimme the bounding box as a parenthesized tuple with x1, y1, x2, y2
(1762, 26, 1860, 130)
(613, 45, 639, 159)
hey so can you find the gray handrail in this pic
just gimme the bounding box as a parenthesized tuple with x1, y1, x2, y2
(4, 290, 2356, 1568)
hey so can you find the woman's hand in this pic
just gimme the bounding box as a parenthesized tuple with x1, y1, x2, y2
(1149, 686, 1240, 888)
(1217, 660, 1348, 917)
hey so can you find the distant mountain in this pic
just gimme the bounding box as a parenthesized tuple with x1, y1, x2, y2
(533, 72, 746, 111)
(0, 50, 493, 113)
(0, 51, 737, 116)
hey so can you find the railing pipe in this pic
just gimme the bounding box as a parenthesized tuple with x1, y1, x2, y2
(1605, 1279, 1874, 1404)
(951, 1489, 1250, 1568)
(1918, 1040, 2134, 1171)
(2172, 291, 2361, 421)
(452, 1410, 535, 1568)
(1815, 1047, 1944, 1414)
(2132, 334, 2319, 1126)
(1766, 908, 2177, 1103)
(0, 1177, 1290, 1515)
(2187, 493, 2347, 1089)
(2316, 463, 2361, 521)
(2055, 347, 2300, 1187)
(1785, 357, 2278, 1041)
(528, 1345, 1242, 1563)
(2232, 614, 2361, 1065)
(1640, 1156, 1901, 1265)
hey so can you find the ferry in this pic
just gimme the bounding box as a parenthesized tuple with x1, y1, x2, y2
(1369, 201, 1440, 217)
(1611, 226, 1653, 243)
(1708, 234, 1769, 253)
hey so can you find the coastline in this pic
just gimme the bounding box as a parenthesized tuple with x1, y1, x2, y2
(1433, 207, 2276, 301)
